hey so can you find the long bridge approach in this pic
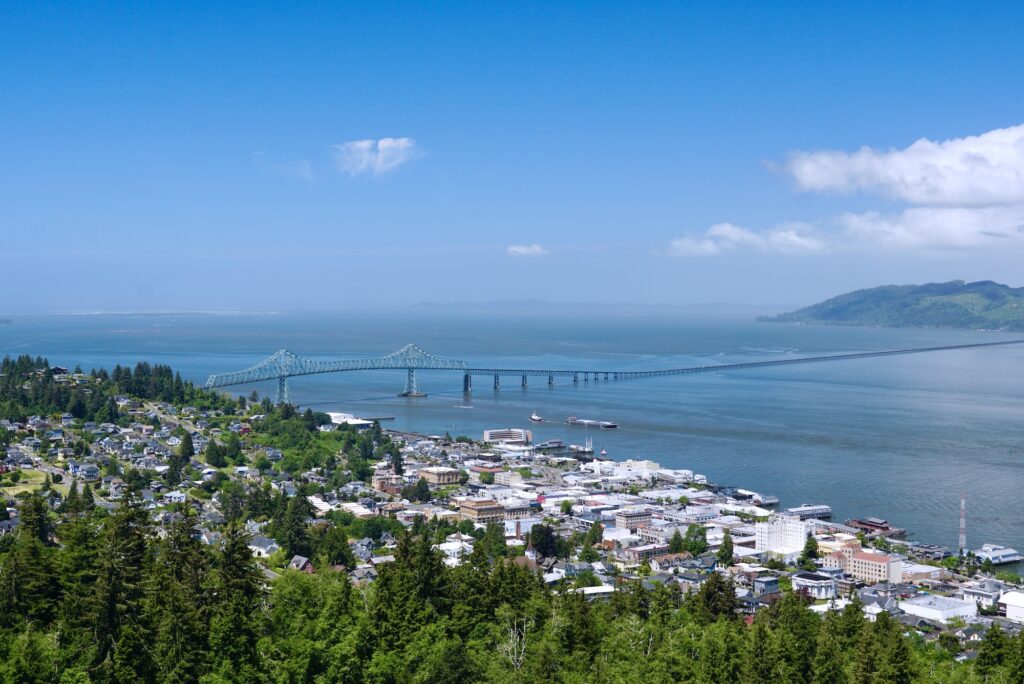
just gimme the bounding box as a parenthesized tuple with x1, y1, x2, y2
(204, 339, 1024, 404)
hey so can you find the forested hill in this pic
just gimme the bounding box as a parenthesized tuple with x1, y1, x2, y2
(762, 281, 1024, 331)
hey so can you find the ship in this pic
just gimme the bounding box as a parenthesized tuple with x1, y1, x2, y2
(534, 439, 564, 450)
(530, 410, 543, 422)
(566, 416, 618, 429)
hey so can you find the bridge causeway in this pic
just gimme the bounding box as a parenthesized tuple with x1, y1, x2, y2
(204, 339, 1024, 403)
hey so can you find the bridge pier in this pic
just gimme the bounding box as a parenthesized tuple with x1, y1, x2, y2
(493, 374, 500, 390)
(463, 373, 472, 392)
(521, 374, 527, 388)
(548, 374, 554, 386)
(584, 372, 589, 382)
(399, 368, 426, 397)
(275, 376, 291, 405)
(573, 373, 578, 384)
(604, 373, 609, 380)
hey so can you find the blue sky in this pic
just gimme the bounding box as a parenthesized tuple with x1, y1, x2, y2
(3, 1, 1024, 313)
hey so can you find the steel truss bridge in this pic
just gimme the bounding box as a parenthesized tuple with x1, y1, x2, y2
(205, 339, 1024, 404)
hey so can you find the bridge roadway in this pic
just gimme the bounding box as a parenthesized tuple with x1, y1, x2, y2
(205, 339, 1024, 402)
(461, 339, 1024, 390)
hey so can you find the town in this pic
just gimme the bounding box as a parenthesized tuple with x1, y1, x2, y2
(2, 355, 1024, 682)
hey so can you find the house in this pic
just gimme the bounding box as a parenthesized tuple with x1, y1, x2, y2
(247, 537, 278, 562)
(79, 458, 101, 481)
(164, 490, 187, 504)
(753, 575, 780, 596)
(288, 555, 315, 573)
(961, 579, 1006, 608)
(791, 571, 837, 600)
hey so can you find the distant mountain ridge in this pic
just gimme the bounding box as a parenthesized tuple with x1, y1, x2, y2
(762, 280, 1024, 331)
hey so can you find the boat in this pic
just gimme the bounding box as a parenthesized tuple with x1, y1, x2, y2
(535, 439, 564, 450)
(973, 544, 1023, 565)
(569, 438, 594, 455)
(530, 410, 543, 422)
(599, 448, 608, 457)
(566, 416, 617, 429)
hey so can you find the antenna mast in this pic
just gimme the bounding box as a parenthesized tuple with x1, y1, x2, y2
(958, 494, 967, 553)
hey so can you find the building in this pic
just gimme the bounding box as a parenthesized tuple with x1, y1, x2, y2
(614, 508, 652, 532)
(420, 466, 461, 487)
(482, 428, 532, 445)
(755, 515, 814, 557)
(999, 591, 1024, 624)
(459, 498, 505, 525)
(791, 571, 838, 600)
(899, 595, 976, 625)
(824, 548, 903, 584)
(783, 504, 832, 520)
(960, 579, 1005, 608)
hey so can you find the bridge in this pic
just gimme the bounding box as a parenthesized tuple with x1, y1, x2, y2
(205, 339, 1024, 404)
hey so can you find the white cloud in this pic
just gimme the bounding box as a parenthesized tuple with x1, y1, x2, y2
(506, 243, 550, 257)
(838, 206, 1024, 249)
(786, 123, 1024, 206)
(668, 222, 825, 257)
(332, 137, 418, 176)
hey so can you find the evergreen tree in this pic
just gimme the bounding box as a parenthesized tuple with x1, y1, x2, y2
(875, 634, 915, 684)
(208, 523, 266, 681)
(975, 623, 1008, 676)
(812, 620, 847, 684)
(668, 529, 685, 554)
(147, 510, 211, 683)
(90, 494, 152, 681)
(81, 483, 95, 511)
(279, 495, 313, 558)
(716, 528, 734, 566)
(63, 480, 80, 515)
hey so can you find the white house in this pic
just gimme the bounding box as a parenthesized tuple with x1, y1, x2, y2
(999, 591, 1024, 624)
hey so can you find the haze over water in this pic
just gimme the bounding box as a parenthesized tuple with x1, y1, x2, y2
(3, 311, 1023, 559)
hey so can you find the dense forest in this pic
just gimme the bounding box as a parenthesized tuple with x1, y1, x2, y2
(2, 490, 1024, 683)
(762, 280, 1024, 331)
(0, 355, 236, 424)
(3, 355, 1024, 682)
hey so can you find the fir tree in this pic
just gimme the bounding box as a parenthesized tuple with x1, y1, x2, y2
(716, 528, 734, 566)
(668, 529, 685, 554)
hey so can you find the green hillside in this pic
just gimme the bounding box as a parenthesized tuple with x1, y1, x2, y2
(763, 280, 1024, 331)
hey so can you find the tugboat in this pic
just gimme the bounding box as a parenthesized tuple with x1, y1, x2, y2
(530, 410, 543, 422)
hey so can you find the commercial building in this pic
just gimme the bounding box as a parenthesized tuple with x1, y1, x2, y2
(999, 591, 1024, 623)
(899, 595, 977, 625)
(614, 508, 652, 532)
(459, 498, 505, 525)
(823, 548, 903, 584)
(419, 466, 461, 487)
(755, 515, 814, 557)
(791, 571, 838, 600)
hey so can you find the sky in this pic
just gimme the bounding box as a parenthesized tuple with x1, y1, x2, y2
(2, 1, 1024, 313)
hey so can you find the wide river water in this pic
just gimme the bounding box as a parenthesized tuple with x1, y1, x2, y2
(2, 310, 1022, 559)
